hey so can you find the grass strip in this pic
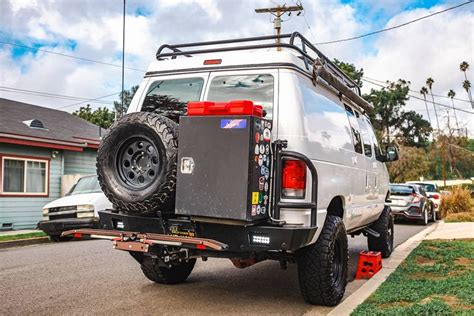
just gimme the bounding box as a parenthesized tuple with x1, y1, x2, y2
(352, 239, 474, 315)
(0, 232, 47, 242)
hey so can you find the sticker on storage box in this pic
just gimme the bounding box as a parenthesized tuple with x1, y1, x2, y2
(252, 192, 259, 204)
(220, 119, 247, 129)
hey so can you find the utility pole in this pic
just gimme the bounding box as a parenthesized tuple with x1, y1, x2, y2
(255, 4, 303, 51)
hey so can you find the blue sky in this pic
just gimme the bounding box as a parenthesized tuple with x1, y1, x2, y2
(0, 0, 472, 133)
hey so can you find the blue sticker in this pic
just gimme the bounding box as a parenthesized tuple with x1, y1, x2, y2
(220, 119, 247, 129)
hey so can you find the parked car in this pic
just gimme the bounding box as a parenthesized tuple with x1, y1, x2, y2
(61, 32, 399, 306)
(406, 181, 441, 221)
(388, 184, 434, 225)
(38, 175, 112, 241)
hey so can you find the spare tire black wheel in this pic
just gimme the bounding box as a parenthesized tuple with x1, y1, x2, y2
(97, 112, 178, 216)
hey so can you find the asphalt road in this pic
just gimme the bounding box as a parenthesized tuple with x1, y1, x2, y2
(0, 222, 431, 315)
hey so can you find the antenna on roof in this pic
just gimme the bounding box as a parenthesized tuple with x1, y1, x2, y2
(255, 4, 303, 51)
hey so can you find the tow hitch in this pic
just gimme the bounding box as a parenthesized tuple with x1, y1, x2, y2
(61, 228, 228, 252)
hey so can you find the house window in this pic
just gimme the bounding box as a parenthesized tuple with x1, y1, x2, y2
(1, 156, 49, 196)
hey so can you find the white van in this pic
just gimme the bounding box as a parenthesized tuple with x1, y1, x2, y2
(67, 32, 398, 306)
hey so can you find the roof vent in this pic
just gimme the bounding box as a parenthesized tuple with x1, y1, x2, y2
(23, 119, 47, 130)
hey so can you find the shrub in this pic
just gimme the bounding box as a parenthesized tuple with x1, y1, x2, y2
(439, 186, 471, 218)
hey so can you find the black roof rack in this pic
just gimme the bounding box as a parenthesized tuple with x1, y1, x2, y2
(156, 32, 361, 96)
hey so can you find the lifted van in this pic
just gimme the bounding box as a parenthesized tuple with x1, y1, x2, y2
(64, 32, 398, 306)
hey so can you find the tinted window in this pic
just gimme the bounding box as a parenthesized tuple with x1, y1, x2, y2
(411, 183, 437, 192)
(300, 82, 353, 151)
(365, 117, 382, 161)
(141, 78, 204, 121)
(344, 105, 363, 154)
(390, 185, 415, 195)
(207, 74, 274, 118)
(357, 114, 372, 157)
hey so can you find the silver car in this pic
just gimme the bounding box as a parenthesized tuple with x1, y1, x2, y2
(388, 184, 434, 225)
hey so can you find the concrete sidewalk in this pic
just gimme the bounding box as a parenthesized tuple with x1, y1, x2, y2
(0, 229, 41, 236)
(424, 221, 474, 240)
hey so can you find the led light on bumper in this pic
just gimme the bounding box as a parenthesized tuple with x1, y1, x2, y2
(249, 233, 270, 245)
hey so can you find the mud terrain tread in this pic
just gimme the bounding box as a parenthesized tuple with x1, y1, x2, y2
(367, 206, 394, 258)
(297, 215, 348, 306)
(96, 112, 178, 215)
(141, 257, 196, 284)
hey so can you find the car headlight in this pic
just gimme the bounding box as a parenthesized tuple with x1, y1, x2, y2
(76, 205, 95, 218)
(42, 208, 49, 215)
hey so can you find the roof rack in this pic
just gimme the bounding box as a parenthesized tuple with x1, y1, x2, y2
(155, 32, 374, 112)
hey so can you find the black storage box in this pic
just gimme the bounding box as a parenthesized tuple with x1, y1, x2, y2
(175, 115, 272, 221)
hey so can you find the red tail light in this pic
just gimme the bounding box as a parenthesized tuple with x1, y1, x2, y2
(432, 194, 440, 200)
(282, 159, 306, 198)
(411, 193, 421, 203)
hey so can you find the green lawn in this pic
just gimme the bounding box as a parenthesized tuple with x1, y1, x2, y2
(352, 239, 474, 315)
(0, 231, 47, 242)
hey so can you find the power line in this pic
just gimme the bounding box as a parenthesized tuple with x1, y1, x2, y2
(314, 1, 473, 45)
(0, 40, 146, 73)
(364, 76, 472, 103)
(0, 86, 113, 104)
(362, 78, 474, 114)
(55, 92, 120, 110)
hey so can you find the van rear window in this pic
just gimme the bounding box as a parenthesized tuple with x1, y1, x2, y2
(206, 74, 274, 118)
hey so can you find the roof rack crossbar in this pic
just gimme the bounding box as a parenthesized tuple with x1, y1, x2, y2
(155, 32, 361, 96)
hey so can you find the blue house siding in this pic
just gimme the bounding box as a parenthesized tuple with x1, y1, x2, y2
(0, 144, 63, 230)
(0, 144, 98, 230)
(64, 149, 97, 175)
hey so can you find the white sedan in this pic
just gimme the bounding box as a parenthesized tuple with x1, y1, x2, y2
(38, 175, 112, 241)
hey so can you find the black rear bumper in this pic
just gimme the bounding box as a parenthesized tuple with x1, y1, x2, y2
(38, 218, 99, 236)
(98, 210, 317, 252)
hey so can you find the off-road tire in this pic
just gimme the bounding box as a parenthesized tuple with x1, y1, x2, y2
(141, 257, 196, 284)
(367, 206, 394, 258)
(430, 206, 437, 222)
(97, 112, 178, 216)
(296, 215, 348, 306)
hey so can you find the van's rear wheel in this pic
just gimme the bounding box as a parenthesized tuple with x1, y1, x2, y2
(141, 257, 196, 284)
(97, 112, 178, 216)
(297, 215, 348, 306)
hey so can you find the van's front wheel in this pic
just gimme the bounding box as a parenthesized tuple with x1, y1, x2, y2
(296, 215, 348, 306)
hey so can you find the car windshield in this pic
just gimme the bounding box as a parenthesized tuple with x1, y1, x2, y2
(68, 176, 102, 195)
(390, 185, 415, 196)
(206, 74, 274, 118)
(141, 78, 205, 121)
(414, 183, 437, 192)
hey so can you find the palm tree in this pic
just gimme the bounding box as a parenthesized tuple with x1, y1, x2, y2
(460, 61, 473, 109)
(426, 77, 440, 130)
(447, 89, 459, 131)
(420, 86, 432, 125)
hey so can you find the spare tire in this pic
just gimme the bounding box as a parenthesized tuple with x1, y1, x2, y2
(97, 112, 178, 216)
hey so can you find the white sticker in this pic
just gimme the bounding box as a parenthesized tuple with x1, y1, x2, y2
(261, 206, 266, 214)
(256, 205, 261, 215)
(259, 144, 265, 154)
(263, 128, 271, 141)
(258, 154, 263, 166)
(265, 144, 270, 155)
(255, 144, 259, 155)
(251, 205, 257, 216)
(264, 182, 269, 192)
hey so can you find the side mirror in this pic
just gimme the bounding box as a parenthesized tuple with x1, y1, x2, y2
(385, 146, 399, 162)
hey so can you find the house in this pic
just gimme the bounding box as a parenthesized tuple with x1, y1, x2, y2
(0, 98, 103, 230)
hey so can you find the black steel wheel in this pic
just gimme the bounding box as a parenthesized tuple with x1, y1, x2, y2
(297, 215, 348, 306)
(97, 112, 178, 215)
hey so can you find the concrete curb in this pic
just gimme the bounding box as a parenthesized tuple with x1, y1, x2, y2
(0, 237, 50, 249)
(325, 222, 439, 316)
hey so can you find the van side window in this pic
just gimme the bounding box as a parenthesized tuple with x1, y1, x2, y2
(365, 117, 382, 161)
(358, 116, 373, 157)
(299, 81, 353, 151)
(344, 105, 363, 154)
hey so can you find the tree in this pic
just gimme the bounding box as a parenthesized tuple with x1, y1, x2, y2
(459, 62, 473, 109)
(447, 89, 459, 130)
(387, 145, 430, 183)
(73, 104, 115, 129)
(114, 85, 139, 117)
(419, 86, 432, 125)
(398, 110, 432, 146)
(426, 77, 440, 130)
(333, 59, 364, 87)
